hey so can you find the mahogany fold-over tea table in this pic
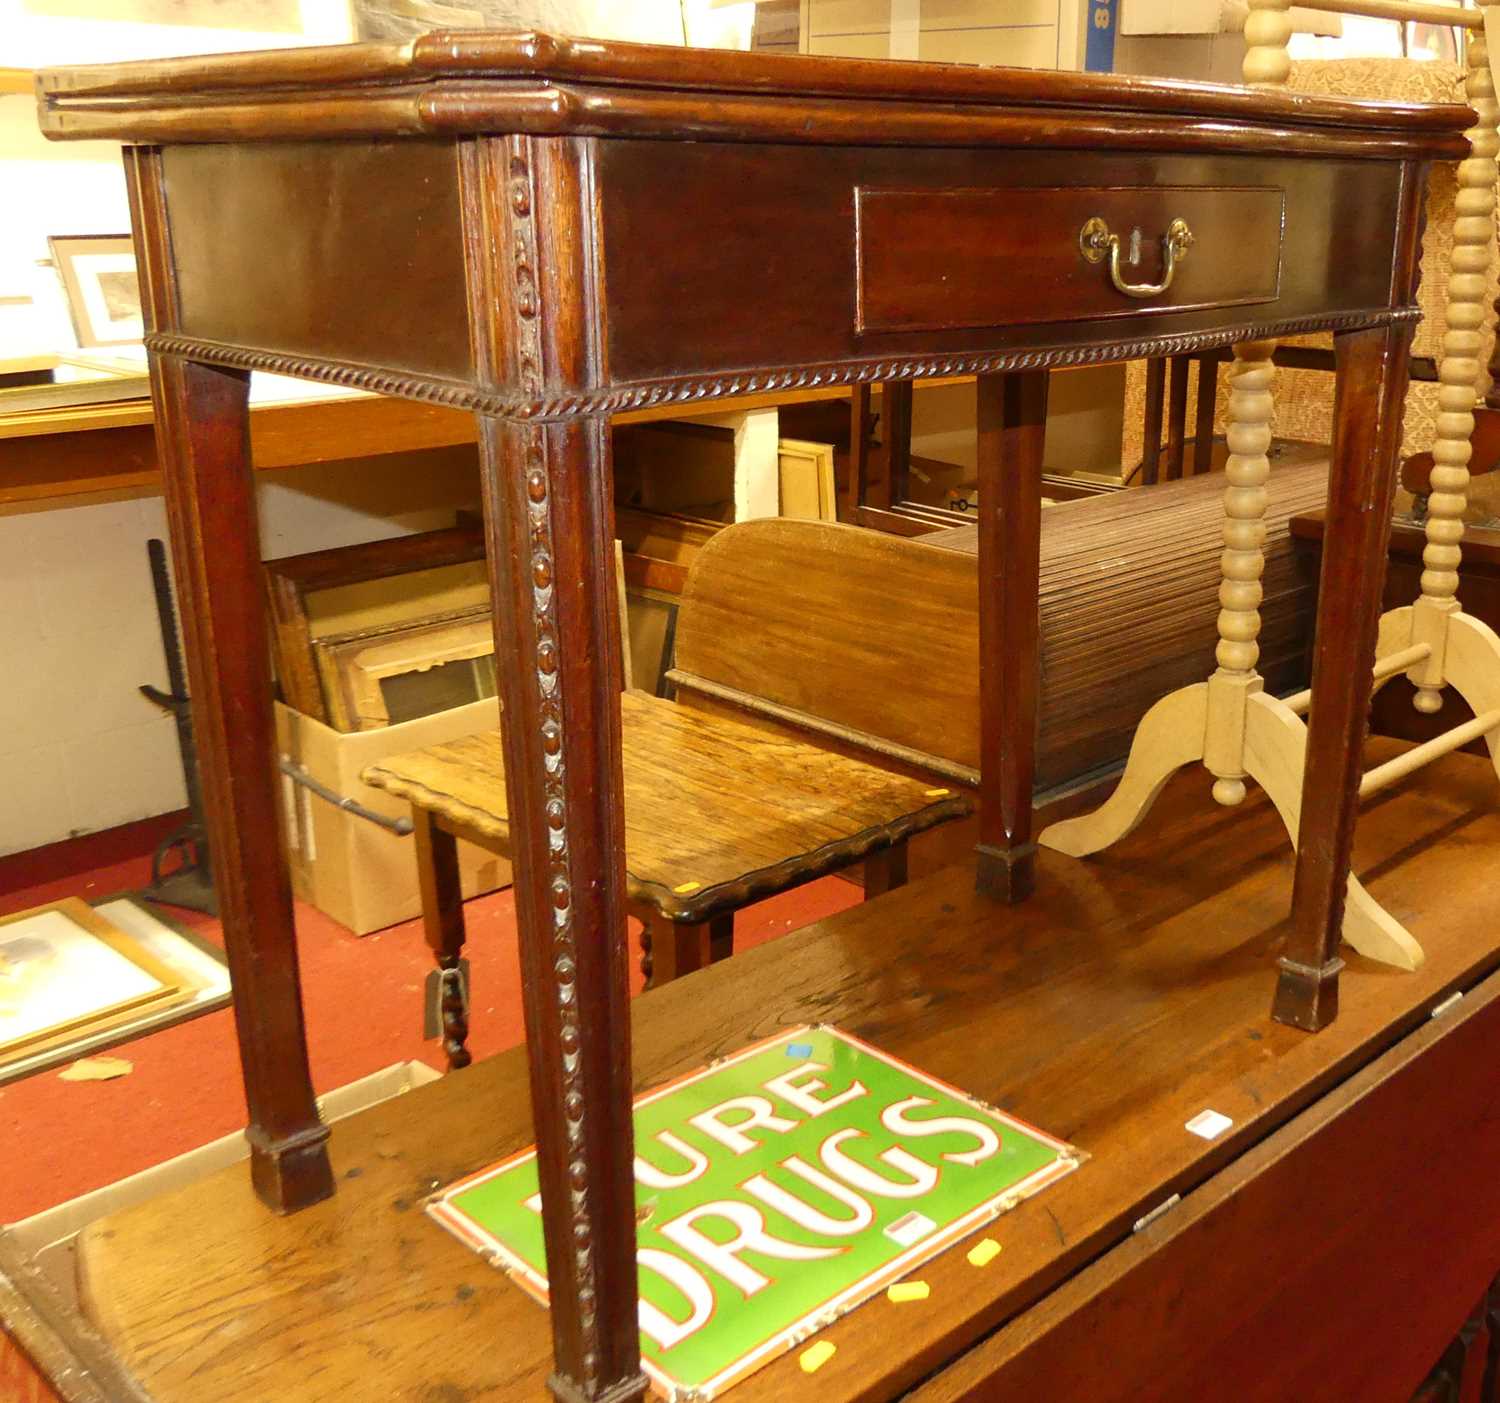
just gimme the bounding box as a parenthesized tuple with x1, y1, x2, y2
(34, 36, 1467, 1403)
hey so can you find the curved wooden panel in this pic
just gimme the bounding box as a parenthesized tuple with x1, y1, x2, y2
(676, 454, 1329, 790)
(674, 517, 982, 772)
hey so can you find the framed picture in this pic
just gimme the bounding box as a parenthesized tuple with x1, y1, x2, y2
(0, 896, 231, 1086)
(264, 525, 489, 722)
(47, 235, 145, 347)
(0, 898, 183, 1064)
(777, 437, 839, 521)
(314, 607, 498, 732)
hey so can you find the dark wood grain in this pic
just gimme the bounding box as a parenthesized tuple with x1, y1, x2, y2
(1277, 322, 1415, 1031)
(976, 371, 1047, 901)
(910, 955, 1500, 1403)
(162, 141, 470, 382)
(857, 186, 1282, 335)
(1193, 351, 1218, 475)
(130, 143, 332, 1215)
(463, 131, 646, 1403)
(412, 808, 471, 1071)
(35, 29, 1469, 138)
(37, 40, 1458, 1399)
(599, 145, 1405, 385)
(363, 691, 967, 923)
(60, 744, 1500, 1403)
(882, 379, 913, 510)
(1165, 353, 1191, 480)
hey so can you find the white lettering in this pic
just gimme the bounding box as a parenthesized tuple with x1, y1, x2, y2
(637, 1247, 714, 1351)
(763, 1061, 867, 1119)
(880, 1096, 1000, 1167)
(635, 1129, 709, 1188)
(688, 1096, 798, 1156)
(660, 1200, 842, 1297)
(819, 1128, 938, 1199)
(744, 1156, 874, 1237)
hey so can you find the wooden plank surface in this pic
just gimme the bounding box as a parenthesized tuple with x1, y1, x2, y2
(911, 958, 1500, 1402)
(65, 741, 1500, 1403)
(675, 454, 1327, 793)
(363, 690, 969, 922)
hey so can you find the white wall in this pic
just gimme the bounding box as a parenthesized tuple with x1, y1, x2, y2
(0, 451, 483, 858)
(0, 0, 495, 857)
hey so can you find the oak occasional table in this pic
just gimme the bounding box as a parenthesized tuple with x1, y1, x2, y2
(27, 34, 1467, 1403)
(363, 688, 970, 1061)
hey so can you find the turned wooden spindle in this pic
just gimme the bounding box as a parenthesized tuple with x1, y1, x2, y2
(1205, 342, 1277, 806)
(1242, 0, 1293, 88)
(1410, 20, 1500, 712)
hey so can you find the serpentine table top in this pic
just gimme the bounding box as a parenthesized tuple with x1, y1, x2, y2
(26, 34, 1471, 1403)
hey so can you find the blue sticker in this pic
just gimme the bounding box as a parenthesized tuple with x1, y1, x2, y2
(785, 1042, 814, 1059)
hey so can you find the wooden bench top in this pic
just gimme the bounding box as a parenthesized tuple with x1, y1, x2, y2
(363, 690, 969, 923)
(64, 741, 1500, 1403)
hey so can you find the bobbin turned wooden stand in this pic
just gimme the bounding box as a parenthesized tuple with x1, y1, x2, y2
(1046, 0, 1500, 994)
(36, 38, 1463, 1402)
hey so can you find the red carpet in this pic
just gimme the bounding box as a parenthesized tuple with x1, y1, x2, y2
(0, 830, 860, 1223)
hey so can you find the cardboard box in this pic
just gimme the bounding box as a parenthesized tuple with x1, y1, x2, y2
(6, 1061, 442, 1308)
(275, 698, 510, 935)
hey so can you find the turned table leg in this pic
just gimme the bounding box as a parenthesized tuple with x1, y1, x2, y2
(1275, 322, 1414, 1030)
(154, 356, 333, 1212)
(976, 370, 1048, 902)
(412, 810, 471, 1070)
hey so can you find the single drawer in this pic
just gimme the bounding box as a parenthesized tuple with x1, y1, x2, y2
(855, 185, 1285, 334)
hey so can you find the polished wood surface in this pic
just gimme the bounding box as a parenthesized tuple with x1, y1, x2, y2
(66, 743, 1500, 1403)
(975, 371, 1047, 899)
(857, 185, 1283, 334)
(1278, 323, 1415, 1028)
(913, 956, 1500, 1403)
(127, 148, 333, 1213)
(36, 31, 1470, 156)
(363, 690, 967, 923)
(37, 36, 1461, 1398)
(0, 394, 476, 507)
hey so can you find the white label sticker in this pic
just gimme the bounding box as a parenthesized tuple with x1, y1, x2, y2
(1185, 1109, 1233, 1141)
(884, 1211, 936, 1247)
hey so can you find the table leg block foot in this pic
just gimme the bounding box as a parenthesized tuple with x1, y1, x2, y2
(976, 842, 1036, 904)
(1271, 956, 1344, 1032)
(248, 1126, 336, 1214)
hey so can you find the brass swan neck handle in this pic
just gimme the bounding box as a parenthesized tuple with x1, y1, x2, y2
(1079, 216, 1195, 300)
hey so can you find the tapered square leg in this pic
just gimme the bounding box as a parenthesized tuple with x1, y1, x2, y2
(1277, 322, 1413, 1031)
(975, 370, 1048, 903)
(152, 353, 332, 1213)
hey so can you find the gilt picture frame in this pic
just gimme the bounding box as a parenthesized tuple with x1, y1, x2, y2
(47, 235, 144, 348)
(0, 897, 184, 1065)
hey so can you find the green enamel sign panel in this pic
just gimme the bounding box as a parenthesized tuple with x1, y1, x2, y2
(429, 1025, 1080, 1399)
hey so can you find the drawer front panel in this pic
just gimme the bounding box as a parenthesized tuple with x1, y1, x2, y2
(856, 185, 1284, 333)
(598, 143, 1403, 384)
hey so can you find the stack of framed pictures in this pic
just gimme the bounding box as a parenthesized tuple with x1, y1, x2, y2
(0, 897, 230, 1084)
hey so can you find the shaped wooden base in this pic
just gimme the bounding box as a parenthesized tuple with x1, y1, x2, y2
(1043, 598, 1500, 977)
(1040, 678, 1428, 972)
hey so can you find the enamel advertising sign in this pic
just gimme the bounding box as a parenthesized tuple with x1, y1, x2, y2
(428, 1025, 1081, 1400)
